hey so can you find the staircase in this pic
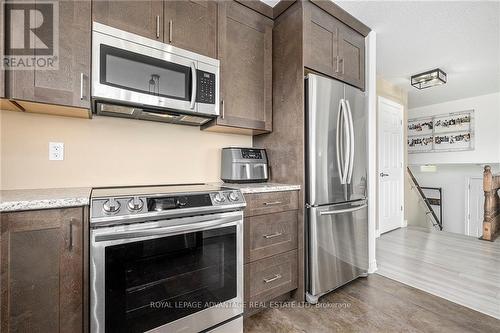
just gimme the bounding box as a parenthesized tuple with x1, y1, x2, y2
(406, 167, 443, 231)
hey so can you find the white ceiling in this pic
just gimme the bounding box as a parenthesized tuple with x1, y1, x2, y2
(262, 1, 500, 108)
(335, 1, 500, 108)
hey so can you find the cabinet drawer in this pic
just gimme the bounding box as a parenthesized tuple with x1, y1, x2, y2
(244, 191, 299, 217)
(245, 210, 298, 263)
(244, 250, 298, 304)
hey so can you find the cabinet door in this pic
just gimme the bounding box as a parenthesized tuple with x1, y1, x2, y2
(0, 208, 84, 332)
(164, 0, 217, 58)
(92, 0, 163, 40)
(34, 0, 91, 108)
(216, 1, 273, 132)
(303, 2, 340, 79)
(6, 0, 91, 108)
(338, 24, 365, 90)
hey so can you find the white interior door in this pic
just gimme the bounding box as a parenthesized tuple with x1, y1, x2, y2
(467, 177, 484, 237)
(377, 97, 404, 234)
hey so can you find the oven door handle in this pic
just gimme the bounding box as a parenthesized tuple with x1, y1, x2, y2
(94, 215, 240, 242)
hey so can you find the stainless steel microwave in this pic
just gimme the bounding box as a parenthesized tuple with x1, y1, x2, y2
(92, 22, 219, 125)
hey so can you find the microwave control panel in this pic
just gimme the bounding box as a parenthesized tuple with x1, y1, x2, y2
(196, 70, 216, 104)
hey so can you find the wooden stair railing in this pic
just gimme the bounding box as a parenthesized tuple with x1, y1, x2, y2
(407, 167, 443, 230)
(482, 165, 500, 241)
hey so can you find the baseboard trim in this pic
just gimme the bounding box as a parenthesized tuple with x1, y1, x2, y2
(368, 260, 378, 274)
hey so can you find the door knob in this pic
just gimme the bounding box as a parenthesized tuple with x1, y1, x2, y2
(380, 172, 389, 177)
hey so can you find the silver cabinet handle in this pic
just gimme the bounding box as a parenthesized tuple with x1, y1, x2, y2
(189, 62, 196, 109)
(263, 201, 282, 206)
(168, 20, 173, 43)
(345, 99, 355, 184)
(335, 56, 340, 73)
(156, 15, 160, 39)
(320, 204, 368, 216)
(80, 73, 85, 100)
(263, 274, 282, 283)
(220, 99, 225, 119)
(340, 58, 345, 74)
(263, 232, 282, 239)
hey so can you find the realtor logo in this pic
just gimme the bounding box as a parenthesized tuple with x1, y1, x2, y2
(2, 0, 59, 70)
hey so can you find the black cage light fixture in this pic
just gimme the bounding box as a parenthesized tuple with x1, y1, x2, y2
(411, 68, 447, 89)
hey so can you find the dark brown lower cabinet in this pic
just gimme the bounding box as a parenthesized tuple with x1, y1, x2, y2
(0, 207, 86, 332)
(242, 190, 300, 315)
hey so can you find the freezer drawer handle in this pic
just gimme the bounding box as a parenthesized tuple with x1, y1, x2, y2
(263, 201, 283, 206)
(263, 274, 282, 283)
(319, 204, 368, 216)
(263, 232, 283, 239)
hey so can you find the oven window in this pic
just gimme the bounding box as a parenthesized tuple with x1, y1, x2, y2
(100, 44, 191, 101)
(105, 226, 237, 333)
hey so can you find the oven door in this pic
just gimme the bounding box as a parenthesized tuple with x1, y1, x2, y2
(90, 211, 243, 333)
(92, 23, 219, 117)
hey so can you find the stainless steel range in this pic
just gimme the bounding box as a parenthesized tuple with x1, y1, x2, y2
(90, 184, 245, 333)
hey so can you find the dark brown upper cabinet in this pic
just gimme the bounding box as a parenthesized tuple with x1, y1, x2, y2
(6, 0, 91, 112)
(164, 0, 217, 58)
(92, 0, 164, 41)
(304, 2, 365, 90)
(338, 24, 365, 90)
(0, 207, 85, 332)
(202, 1, 273, 134)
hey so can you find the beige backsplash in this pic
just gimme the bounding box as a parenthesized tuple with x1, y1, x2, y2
(0, 110, 252, 190)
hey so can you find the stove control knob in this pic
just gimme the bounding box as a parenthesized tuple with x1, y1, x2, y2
(214, 193, 225, 203)
(228, 192, 239, 202)
(127, 197, 144, 211)
(103, 198, 121, 213)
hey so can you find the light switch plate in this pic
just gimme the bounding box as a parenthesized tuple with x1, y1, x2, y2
(49, 142, 64, 161)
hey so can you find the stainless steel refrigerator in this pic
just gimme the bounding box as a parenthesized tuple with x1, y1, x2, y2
(305, 73, 368, 304)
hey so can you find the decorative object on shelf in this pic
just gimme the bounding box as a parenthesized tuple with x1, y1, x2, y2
(407, 110, 474, 154)
(411, 68, 447, 89)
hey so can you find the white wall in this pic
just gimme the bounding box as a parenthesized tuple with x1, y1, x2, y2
(410, 164, 500, 235)
(408, 92, 500, 165)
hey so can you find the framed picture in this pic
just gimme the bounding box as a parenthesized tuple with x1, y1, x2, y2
(433, 132, 472, 150)
(408, 135, 433, 152)
(408, 117, 433, 136)
(407, 110, 474, 154)
(433, 112, 472, 134)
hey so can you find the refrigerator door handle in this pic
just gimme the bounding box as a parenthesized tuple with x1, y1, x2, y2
(345, 99, 355, 184)
(319, 204, 368, 216)
(341, 99, 351, 184)
(336, 99, 345, 184)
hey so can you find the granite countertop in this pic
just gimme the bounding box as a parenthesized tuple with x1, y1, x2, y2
(222, 182, 301, 194)
(0, 187, 92, 212)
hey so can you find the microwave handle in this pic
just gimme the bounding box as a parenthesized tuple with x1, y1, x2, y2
(190, 62, 197, 110)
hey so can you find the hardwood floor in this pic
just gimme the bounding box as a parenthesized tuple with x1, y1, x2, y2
(377, 226, 500, 320)
(244, 274, 500, 332)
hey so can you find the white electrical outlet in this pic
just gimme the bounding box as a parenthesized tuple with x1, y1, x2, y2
(49, 142, 64, 161)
